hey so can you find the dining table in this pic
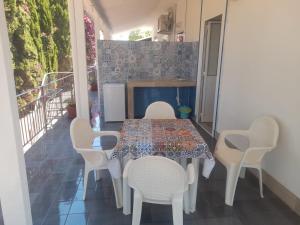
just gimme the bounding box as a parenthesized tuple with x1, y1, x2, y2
(110, 119, 216, 214)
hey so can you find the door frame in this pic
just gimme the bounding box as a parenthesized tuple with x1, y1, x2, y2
(200, 21, 221, 123)
(195, 0, 229, 137)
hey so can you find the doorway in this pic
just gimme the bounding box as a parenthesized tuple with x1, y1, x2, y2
(198, 16, 222, 135)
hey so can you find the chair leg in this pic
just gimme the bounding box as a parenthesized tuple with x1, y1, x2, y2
(112, 177, 123, 208)
(258, 168, 264, 198)
(239, 167, 246, 179)
(83, 166, 90, 201)
(172, 196, 183, 225)
(123, 177, 131, 215)
(94, 170, 102, 181)
(225, 166, 239, 206)
(183, 191, 190, 214)
(132, 192, 143, 225)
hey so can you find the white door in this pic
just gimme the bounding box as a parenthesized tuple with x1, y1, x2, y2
(200, 21, 221, 122)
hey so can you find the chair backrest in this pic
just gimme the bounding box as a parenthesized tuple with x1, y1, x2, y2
(249, 116, 279, 150)
(127, 156, 187, 201)
(70, 118, 94, 150)
(144, 101, 176, 119)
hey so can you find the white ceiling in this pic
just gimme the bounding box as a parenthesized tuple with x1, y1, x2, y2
(92, 0, 178, 33)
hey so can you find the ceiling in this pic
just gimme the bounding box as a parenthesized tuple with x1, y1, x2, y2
(91, 0, 178, 33)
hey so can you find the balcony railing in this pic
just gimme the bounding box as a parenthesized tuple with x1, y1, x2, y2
(17, 66, 97, 150)
(17, 72, 74, 150)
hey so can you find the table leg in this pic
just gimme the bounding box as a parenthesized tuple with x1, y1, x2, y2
(180, 158, 189, 214)
(190, 158, 200, 213)
(183, 191, 190, 214)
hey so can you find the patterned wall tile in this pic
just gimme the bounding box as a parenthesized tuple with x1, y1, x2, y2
(97, 40, 199, 121)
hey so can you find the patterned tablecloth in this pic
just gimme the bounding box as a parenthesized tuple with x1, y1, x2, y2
(111, 119, 214, 160)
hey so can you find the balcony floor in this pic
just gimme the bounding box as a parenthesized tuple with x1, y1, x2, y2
(1, 117, 299, 225)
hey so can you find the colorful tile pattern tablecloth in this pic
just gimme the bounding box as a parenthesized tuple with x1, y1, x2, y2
(112, 119, 214, 160)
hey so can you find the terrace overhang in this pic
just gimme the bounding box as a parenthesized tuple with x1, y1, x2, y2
(87, 0, 178, 34)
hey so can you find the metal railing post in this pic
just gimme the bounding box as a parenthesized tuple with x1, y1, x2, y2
(41, 86, 48, 132)
(59, 92, 63, 117)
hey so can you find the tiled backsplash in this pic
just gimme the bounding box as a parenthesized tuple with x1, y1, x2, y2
(97, 40, 199, 83)
(97, 40, 199, 121)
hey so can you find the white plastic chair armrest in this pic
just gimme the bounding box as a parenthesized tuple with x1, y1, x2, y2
(76, 147, 104, 153)
(240, 146, 272, 165)
(243, 146, 273, 156)
(123, 159, 133, 178)
(217, 130, 250, 151)
(186, 163, 195, 185)
(219, 130, 250, 140)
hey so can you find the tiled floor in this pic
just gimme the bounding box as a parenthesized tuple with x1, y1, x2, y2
(1, 117, 300, 225)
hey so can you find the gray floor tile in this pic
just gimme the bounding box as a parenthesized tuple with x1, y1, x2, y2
(43, 215, 67, 225)
(69, 201, 89, 214)
(48, 201, 72, 216)
(198, 217, 244, 225)
(14, 117, 299, 225)
(65, 213, 88, 225)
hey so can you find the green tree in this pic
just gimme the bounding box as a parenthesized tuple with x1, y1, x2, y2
(37, 0, 58, 73)
(50, 0, 71, 71)
(4, 0, 71, 96)
(4, 0, 45, 93)
(128, 29, 152, 41)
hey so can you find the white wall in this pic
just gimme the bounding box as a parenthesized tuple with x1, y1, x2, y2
(175, 0, 186, 34)
(185, 0, 202, 41)
(175, 0, 202, 41)
(217, 0, 300, 198)
(151, 0, 202, 41)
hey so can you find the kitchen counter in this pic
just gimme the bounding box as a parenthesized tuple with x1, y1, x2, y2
(127, 79, 197, 118)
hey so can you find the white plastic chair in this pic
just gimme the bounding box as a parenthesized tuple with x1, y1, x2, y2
(70, 118, 122, 208)
(123, 156, 195, 225)
(214, 116, 279, 206)
(144, 101, 176, 119)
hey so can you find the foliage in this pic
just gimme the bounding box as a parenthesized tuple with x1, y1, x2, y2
(128, 29, 152, 41)
(50, 0, 71, 71)
(84, 15, 96, 66)
(4, 0, 71, 95)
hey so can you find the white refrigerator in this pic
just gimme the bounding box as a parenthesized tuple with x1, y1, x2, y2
(103, 83, 126, 122)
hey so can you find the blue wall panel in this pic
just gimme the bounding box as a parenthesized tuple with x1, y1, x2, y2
(134, 87, 196, 118)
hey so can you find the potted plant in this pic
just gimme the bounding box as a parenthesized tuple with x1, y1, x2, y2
(178, 106, 192, 119)
(89, 80, 98, 92)
(65, 98, 76, 119)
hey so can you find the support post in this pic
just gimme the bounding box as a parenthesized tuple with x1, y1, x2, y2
(0, 1, 33, 225)
(68, 0, 90, 119)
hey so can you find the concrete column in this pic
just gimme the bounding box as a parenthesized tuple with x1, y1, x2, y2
(0, 1, 32, 225)
(68, 0, 90, 119)
(94, 21, 101, 82)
